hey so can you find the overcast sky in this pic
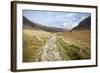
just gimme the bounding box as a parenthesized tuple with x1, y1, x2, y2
(23, 10, 91, 30)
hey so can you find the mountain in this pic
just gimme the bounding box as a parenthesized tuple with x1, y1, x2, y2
(23, 16, 39, 29)
(72, 16, 91, 31)
(23, 16, 68, 32)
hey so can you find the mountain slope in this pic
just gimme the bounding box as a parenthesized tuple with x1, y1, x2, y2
(23, 16, 68, 32)
(23, 16, 40, 30)
(72, 16, 91, 31)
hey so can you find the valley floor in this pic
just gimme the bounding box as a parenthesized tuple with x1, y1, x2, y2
(23, 29, 91, 62)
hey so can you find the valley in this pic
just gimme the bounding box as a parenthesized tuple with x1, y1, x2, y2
(23, 29, 90, 62)
(23, 15, 91, 62)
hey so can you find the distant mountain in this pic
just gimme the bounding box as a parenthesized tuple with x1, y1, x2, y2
(72, 16, 91, 31)
(23, 16, 68, 32)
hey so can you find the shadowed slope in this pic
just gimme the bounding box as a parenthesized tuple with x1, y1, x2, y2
(72, 16, 91, 31)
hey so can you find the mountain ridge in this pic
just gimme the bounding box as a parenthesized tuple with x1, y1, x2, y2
(72, 16, 91, 31)
(23, 16, 69, 32)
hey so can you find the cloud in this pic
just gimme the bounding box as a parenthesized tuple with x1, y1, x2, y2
(23, 10, 90, 30)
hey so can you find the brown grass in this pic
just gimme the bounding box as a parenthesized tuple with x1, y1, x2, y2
(23, 29, 51, 62)
(56, 31, 90, 48)
(23, 30, 91, 62)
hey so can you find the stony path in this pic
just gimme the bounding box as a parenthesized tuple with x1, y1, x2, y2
(35, 33, 90, 61)
(36, 34, 62, 61)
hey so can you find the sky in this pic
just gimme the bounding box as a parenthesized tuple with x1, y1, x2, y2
(23, 10, 91, 30)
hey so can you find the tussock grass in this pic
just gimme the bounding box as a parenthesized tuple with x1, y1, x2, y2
(23, 29, 51, 62)
(57, 33, 91, 60)
(56, 31, 90, 48)
(23, 30, 91, 62)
